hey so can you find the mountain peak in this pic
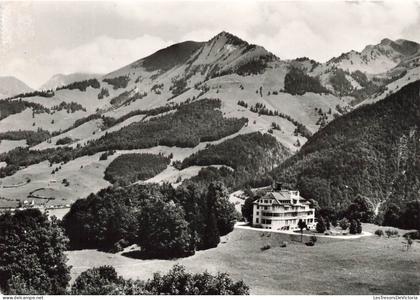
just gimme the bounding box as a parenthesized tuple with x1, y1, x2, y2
(0, 76, 33, 99)
(210, 31, 248, 46)
(380, 38, 394, 45)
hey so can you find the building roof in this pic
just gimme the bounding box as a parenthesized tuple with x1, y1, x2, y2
(254, 189, 308, 205)
(271, 191, 291, 201)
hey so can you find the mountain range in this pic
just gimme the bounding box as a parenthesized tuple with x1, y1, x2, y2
(0, 76, 33, 99)
(0, 31, 419, 215)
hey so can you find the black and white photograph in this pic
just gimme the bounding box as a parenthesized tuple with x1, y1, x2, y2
(0, 0, 419, 297)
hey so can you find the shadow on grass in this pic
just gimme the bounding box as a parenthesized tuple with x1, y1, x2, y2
(121, 250, 182, 261)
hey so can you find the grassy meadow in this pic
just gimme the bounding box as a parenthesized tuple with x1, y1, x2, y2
(67, 223, 420, 295)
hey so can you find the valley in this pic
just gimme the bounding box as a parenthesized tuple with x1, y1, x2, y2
(0, 29, 419, 296)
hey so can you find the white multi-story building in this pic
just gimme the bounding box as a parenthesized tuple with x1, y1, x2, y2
(252, 186, 316, 231)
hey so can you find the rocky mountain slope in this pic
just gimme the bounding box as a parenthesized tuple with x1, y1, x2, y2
(0, 32, 419, 210)
(328, 38, 420, 74)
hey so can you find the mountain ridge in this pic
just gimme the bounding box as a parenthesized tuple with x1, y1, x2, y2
(0, 76, 33, 99)
(0, 31, 419, 210)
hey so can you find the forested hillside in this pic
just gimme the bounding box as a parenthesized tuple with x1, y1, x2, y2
(272, 80, 420, 214)
(180, 132, 290, 189)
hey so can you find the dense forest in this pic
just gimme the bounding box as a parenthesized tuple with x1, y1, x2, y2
(284, 68, 329, 95)
(104, 153, 170, 185)
(89, 98, 247, 149)
(0, 129, 51, 146)
(271, 80, 420, 218)
(102, 76, 130, 89)
(62, 182, 237, 257)
(56, 79, 100, 92)
(0, 99, 49, 120)
(180, 132, 290, 190)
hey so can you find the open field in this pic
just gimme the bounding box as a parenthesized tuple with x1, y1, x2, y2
(67, 223, 420, 295)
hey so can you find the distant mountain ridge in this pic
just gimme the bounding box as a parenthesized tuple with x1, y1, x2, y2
(327, 38, 420, 74)
(0, 76, 33, 99)
(40, 73, 102, 90)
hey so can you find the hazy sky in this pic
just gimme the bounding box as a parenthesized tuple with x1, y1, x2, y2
(1, 0, 419, 88)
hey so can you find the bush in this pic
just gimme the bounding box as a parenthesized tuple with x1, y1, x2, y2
(261, 245, 271, 251)
(56, 136, 74, 145)
(339, 218, 349, 230)
(403, 230, 420, 240)
(349, 219, 358, 234)
(237, 100, 248, 108)
(375, 229, 384, 237)
(385, 229, 399, 238)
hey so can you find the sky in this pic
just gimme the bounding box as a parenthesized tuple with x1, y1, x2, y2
(0, 0, 419, 88)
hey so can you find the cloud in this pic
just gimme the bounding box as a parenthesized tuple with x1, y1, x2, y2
(46, 35, 173, 74)
(1, 35, 172, 88)
(1, 0, 420, 87)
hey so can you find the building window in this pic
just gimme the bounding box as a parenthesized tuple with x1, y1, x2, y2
(256, 218, 259, 223)
(256, 211, 259, 215)
(257, 205, 260, 209)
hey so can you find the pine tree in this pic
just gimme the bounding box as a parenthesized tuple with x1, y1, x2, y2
(204, 206, 220, 249)
(204, 183, 221, 248)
